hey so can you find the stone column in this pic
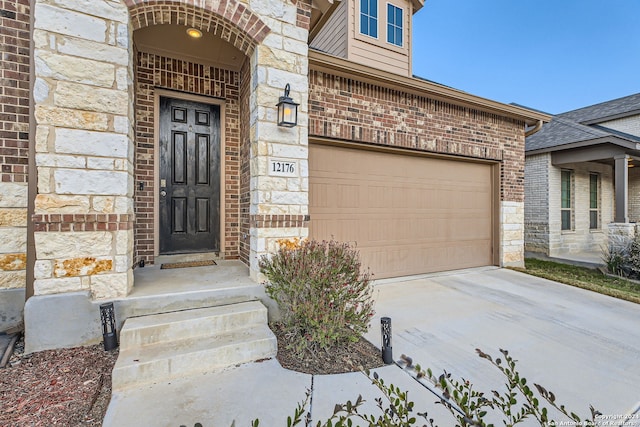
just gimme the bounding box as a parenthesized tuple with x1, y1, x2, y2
(247, 2, 310, 278)
(501, 201, 525, 267)
(0, 183, 28, 330)
(31, 1, 134, 299)
(608, 222, 635, 239)
(614, 154, 629, 223)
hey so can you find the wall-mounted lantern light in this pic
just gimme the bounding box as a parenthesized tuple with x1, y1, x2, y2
(276, 83, 299, 127)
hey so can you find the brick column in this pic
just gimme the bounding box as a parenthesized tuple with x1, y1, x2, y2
(31, 1, 134, 299)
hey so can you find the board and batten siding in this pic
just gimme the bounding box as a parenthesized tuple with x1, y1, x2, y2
(347, 0, 411, 77)
(310, 0, 348, 58)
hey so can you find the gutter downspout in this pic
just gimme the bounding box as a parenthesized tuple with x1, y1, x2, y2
(525, 119, 543, 137)
(26, 0, 36, 301)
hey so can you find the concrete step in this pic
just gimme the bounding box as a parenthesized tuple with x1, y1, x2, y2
(121, 260, 266, 322)
(119, 301, 268, 351)
(112, 323, 277, 391)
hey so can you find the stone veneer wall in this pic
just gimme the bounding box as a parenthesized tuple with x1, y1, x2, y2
(247, 0, 311, 276)
(20, 0, 315, 354)
(29, 0, 312, 294)
(308, 69, 527, 266)
(31, 0, 134, 298)
(0, 0, 29, 293)
(133, 52, 241, 264)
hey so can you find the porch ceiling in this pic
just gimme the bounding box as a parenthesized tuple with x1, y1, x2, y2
(133, 24, 245, 71)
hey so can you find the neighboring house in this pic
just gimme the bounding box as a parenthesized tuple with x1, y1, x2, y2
(0, 0, 548, 350)
(525, 93, 640, 259)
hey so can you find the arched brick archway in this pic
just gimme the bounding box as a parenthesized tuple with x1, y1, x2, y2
(125, 0, 271, 56)
(127, 0, 272, 266)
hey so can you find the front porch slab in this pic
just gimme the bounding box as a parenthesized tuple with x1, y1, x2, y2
(122, 260, 270, 319)
(24, 260, 270, 353)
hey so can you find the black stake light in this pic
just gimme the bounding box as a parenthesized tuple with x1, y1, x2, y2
(381, 317, 393, 364)
(100, 302, 118, 351)
(276, 83, 299, 127)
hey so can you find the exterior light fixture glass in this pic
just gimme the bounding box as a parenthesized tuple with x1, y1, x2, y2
(186, 28, 203, 38)
(276, 83, 299, 127)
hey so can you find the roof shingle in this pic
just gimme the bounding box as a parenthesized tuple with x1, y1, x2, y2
(558, 93, 640, 123)
(525, 93, 640, 152)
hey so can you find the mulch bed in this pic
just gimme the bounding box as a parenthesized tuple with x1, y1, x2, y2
(0, 336, 118, 427)
(271, 323, 385, 375)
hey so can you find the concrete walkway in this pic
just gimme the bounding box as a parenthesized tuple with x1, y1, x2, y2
(104, 267, 640, 427)
(525, 250, 605, 269)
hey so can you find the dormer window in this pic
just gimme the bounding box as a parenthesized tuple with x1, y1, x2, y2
(387, 4, 403, 47)
(360, 0, 378, 38)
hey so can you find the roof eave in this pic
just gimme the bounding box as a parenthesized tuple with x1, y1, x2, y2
(411, 0, 425, 13)
(526, 136, 640, 155)
(308, 50, 551, 126)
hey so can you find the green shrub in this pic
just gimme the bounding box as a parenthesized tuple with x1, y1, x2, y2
(603, 233, 633, 277)
(629, 235, 640, 279)
(602, 233, 640, 279)
(258, 349, 600, 427)
(259, 239, 374, 354)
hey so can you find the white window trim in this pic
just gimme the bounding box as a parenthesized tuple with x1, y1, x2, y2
(386, 2, 404, 48)
(358, 0, 379, 40)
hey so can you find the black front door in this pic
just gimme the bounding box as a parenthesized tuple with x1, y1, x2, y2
(159, 96, 220, 254)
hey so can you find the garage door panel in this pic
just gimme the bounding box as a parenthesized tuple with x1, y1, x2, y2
(310, 144, 495, 279)
(318, 214, 491, 242)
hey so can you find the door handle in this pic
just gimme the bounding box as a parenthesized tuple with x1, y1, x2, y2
(160, 190, 167, 197)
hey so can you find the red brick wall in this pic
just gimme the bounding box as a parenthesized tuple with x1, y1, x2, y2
(134, 52, 241, 264)
(295, 0, 312, 30)
(0, 0, 29, 183)
(126, 0, 270, 55)
(308, 70, 526, 202)
(239, 59, 251, 265)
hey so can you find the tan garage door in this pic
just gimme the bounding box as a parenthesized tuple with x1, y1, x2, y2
(309, 143, 496, 279)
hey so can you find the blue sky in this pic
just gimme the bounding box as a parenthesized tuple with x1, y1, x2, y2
(411, 0, 640, 115)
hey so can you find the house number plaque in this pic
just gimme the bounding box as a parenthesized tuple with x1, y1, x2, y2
(268, 159, 297, 177)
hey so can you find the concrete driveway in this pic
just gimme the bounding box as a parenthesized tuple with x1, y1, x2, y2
(364, 266, 640, 418)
